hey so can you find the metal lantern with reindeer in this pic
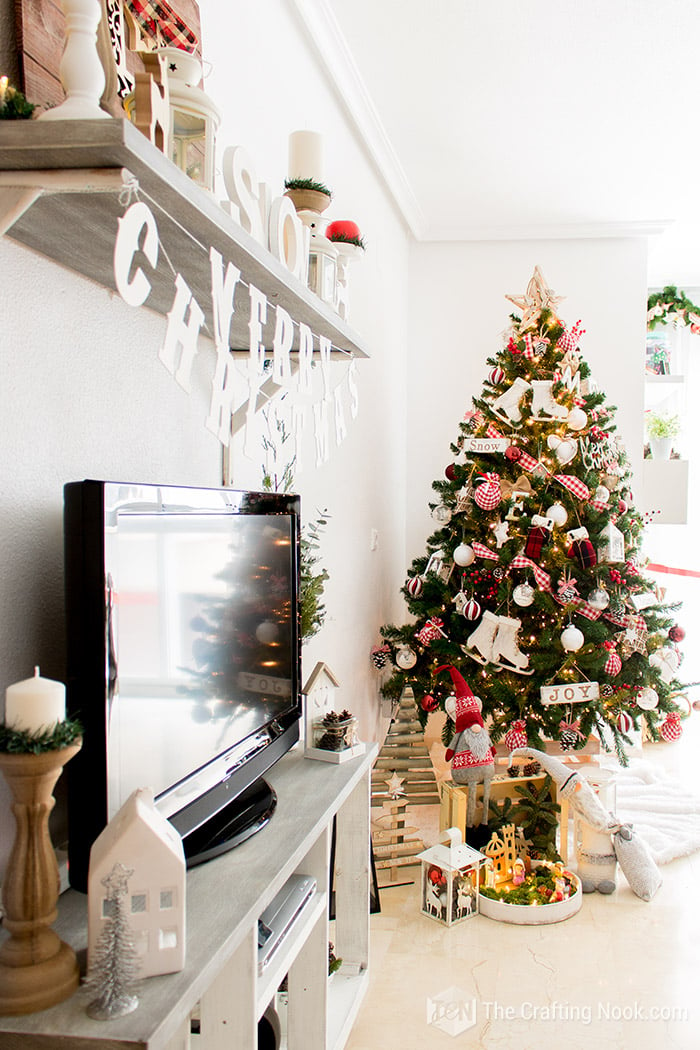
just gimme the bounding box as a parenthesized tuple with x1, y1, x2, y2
(417, 828, 487, 926)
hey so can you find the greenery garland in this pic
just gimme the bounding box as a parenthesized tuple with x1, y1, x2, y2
(0, 718, 82, 754)
(284, 177, 333, 199)
(647, 285, 700, 331)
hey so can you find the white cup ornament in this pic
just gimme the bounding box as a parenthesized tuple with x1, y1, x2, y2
(560, 624, 585, 652)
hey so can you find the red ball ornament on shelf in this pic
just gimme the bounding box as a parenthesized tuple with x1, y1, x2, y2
(668, 625, 685, 643)
(325, 219, 362, 242)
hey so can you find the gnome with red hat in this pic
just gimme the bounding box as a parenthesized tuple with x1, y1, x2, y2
(438, 665, 495, 828)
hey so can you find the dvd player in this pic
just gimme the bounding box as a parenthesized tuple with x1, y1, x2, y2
(257, 874, 317, 974)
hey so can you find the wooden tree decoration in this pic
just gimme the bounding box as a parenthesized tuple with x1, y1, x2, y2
(371, 690, 439, 805)
(85, 863, 140, 1020)
(371, 773, 425, 883)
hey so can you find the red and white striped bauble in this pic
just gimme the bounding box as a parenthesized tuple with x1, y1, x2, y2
(604, 649, 622, 676)
(659, 712, 683, 742)
(489, 366, 505, 385)
(617, 710, 634, 734)
(504, 719, 528, 751)
(407, 576, 424, 598)
(464, 598, 481, 621)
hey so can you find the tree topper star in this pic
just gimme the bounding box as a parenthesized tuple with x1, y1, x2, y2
(506, 266, 565, 328)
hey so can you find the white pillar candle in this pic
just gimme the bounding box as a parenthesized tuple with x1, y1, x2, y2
(288, 130, 323, 182)
(5, 667, 66, 733)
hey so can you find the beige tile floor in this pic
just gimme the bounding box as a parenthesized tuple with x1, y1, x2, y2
(347, 717, 700, 1050)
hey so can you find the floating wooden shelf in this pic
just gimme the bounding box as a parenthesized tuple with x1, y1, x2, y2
(0, 119, 369, 358)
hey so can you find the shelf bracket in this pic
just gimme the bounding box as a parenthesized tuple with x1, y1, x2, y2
(0, 168, 134, 236)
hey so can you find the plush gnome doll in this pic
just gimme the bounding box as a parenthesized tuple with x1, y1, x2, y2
(438, 665, 495, 827)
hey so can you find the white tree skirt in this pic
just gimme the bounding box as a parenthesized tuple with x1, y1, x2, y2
(613, 760, 700, 865)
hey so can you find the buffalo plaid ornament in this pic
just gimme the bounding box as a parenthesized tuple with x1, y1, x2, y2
(559, 718, 583, 752)
(567, 538, 597, 569)
(525, 524, 550, 561)
(603, 642, 622, 676)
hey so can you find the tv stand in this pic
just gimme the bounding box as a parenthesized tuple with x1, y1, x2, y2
(183, 779, 277, 868)
(0, 745, 376, 1050)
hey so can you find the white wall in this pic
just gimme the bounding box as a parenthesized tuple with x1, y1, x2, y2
(0, 1, 410, 882)
(405, 238, 649, 566)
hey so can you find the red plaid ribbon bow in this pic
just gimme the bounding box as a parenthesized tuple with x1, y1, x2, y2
(124, 0, 199, 50)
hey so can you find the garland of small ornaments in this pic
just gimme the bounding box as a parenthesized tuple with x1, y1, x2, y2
(647, 286, 700, 332)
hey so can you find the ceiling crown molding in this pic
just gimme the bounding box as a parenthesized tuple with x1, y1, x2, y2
(287, 0, 426, 239)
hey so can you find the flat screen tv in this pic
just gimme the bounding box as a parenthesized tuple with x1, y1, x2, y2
(64, 480, 302, 892)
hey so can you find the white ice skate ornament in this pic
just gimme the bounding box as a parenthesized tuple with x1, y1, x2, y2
(531, 380, 569, 422)
(489, 377, 531, 427)
(461, 611, 533, 675)
(510, 748, 662, 901)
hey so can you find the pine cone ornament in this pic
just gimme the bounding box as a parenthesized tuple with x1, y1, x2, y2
(507, 764, 521, 778)
(523, 761, 541, 777)
(504, 719, 528, 750)
(659, 712, 683, 742)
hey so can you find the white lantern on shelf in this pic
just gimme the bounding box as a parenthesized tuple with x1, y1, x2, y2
(307, 232, 338, 306)
(159, 47, 220, 192)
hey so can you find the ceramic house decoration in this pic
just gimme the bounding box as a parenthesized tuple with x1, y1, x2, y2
(417, 827, 486, 926)
(88, 788, 186, 979)
(303, 662, 365, 763)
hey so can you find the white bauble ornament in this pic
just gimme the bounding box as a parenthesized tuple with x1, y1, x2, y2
(407, 576, 424, 598)
(546, 502, 568, 527)
(636, 687, 659, 711)
(547, 434, 577, 464)
(594, 485, 610, 504)
(560, 624, 584, 652)
(255, 620, 279, 644)
(513, 582, 535, 607)
(395, 645, 417, 670)
(464, 598, 481, 621)
(453, 543, 475, 567)
(432, 504, 453, 524)
(567, 407, 588, 431)
(587, 586, 610, 611)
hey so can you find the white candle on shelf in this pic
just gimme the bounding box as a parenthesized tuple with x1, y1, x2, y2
(288, 130, 324, 182)
(5, 667, 66, 733)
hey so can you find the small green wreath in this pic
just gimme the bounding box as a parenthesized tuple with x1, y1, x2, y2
(0, 718, 82, 754)
(647, 285, 700, 332)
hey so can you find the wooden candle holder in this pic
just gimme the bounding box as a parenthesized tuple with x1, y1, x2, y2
(0, 742, 81, 1016)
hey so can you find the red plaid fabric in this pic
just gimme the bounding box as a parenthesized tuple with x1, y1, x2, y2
(522, 333, 536, 360)
(472, 542, 499, 561)
(125, 0, 199, 50)
(485, 423, 503, 438)
(509, 555, 552, 591)
(556, 320, 585, 355)
(567, 538, 597, 569)
(554, 474, 590, 501)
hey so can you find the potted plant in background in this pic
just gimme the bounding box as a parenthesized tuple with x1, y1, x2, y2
(645, 411, 680, 460)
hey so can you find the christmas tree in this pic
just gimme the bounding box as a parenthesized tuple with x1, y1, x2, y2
(379, 267, 687, 762)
